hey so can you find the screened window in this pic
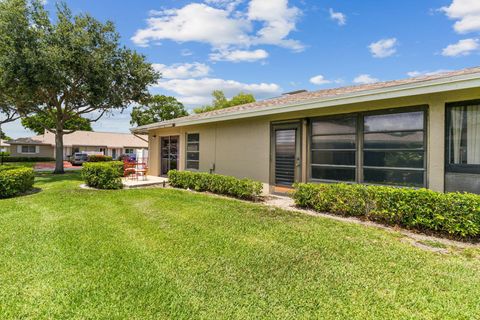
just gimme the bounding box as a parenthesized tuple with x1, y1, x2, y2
(310, 116, 357, 182)
(309, 108, 426, 187)
(363, 111, 425, 187)
(124, 148, 134, 155)
(447, 104, 480, 172)
(186, 133, 200, 170)
(21, 145, 36, 154)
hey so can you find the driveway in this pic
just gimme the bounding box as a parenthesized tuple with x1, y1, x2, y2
(34, 161, 82, 172)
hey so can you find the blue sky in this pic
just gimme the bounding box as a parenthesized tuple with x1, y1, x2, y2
(4, 0, 480, 138)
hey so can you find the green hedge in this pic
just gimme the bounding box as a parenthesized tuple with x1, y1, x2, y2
(87, 155, 113, 162)
(293, 183, 480, 239)
(0, 167, 35, 198)
(81, 161, 124, 190)
(2, 156, 54, 162)
(168, 170, 263, 200)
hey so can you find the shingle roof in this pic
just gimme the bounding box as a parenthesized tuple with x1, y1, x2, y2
(133, 66, 480, 133)
(8, 131, 148, 148)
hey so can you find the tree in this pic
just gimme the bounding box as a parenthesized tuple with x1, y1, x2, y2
(22, 112, 93, 135)
(0, 0, 159, 173)
(0, 129, 11, 141)
(193, 90, 255, 114)
(130, 95, 188, 127)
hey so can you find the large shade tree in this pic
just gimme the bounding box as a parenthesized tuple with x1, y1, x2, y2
(193, 90, 255, 114)
(130, 95, 188, 127)
(0, 0, 159, 173)
(22, 112, 93, 135)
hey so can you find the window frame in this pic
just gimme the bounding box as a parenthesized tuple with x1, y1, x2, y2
(445, 99, 480, 174)
(308, 114, 358, 183)
(21, 145, 37, 154)
(186, 133, 200, 171)
(308, 105, 428, 187)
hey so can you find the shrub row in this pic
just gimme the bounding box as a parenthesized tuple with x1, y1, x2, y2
(2, 156, 55, 162)
(0, 167, 35, 198)
(87, 155, 113, 162)
(82, 161, 124, 190)
(293, 183, 480, 239)
(168, 170, 263, 200)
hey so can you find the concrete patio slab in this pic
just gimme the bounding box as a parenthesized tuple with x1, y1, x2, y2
(122, 175, 168, 188)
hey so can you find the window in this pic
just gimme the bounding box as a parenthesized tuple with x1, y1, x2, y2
(363, 111, 425, 187)
(186, 133, 200, 170)
(124, 148, 134, 155)
(21, 145, 36, 154)
(310, 116, 357, 182)
(309, 107, 426, 187)
(446, 102, 480, 173)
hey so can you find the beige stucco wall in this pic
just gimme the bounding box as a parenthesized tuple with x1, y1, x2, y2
(9, 144, 55, 158)
(147, 88, 480, 193)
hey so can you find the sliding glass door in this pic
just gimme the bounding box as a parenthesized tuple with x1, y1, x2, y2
(161, 136, 179, 176)
(445, 101, 480, 193)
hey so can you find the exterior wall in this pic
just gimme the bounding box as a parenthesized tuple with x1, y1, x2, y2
(146, 87, 480, 193)
(0, 146, 10, 153)
(9, 144, 54, 158)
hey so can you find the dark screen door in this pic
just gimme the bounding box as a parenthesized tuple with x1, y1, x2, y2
(275, 129, 297, 186)
(161, 136, 179, 176)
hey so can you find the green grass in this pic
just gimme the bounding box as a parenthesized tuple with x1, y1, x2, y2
(0, 162, 36, 168)
(0, 173, 479, 319)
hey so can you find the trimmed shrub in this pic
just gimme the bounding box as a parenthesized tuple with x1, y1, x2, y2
(168, 170, 263, 200)
(0, 167, 35, 198)
(293, 183, 480, 239)
(2, 156, 55, 162)
(82, 161, 124, 190)
(87, 155, 113, 162)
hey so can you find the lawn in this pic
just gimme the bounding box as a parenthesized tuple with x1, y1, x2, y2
(0, 161, 36, 168)
(0, 173, 479, 319)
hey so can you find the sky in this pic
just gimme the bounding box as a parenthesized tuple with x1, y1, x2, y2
(3, 0, 480, 138)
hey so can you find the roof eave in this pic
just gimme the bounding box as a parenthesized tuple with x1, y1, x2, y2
(131, 72, 480, 132)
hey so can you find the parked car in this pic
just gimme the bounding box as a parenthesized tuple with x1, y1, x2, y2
(70, 153, 89, 166)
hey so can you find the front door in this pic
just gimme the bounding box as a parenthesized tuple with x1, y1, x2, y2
(161, 136, 179, 176)
(272, 123, 301, 188)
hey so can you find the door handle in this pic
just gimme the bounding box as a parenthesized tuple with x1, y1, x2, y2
(296, 157, 301, 167)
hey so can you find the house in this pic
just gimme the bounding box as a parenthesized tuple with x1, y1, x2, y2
(8, 131, 148, 160)
(0, 139, 10, 153)
(132, 66, 480, 194)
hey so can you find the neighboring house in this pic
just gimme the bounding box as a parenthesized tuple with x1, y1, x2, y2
(0, 139, 10, 153)
(8, 131, 148, 160)
(132, 66, 480, 195)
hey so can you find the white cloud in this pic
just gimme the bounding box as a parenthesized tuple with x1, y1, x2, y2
(441, 0, 480, 34)
(132, 3, 251, 48)
(153, 77, 281, 106)
(441, 38, 479, 56)
(329, 8, 346, 26)
(152, 62, 211, 79)
(132, 1, 303, 58)
(309, 75, 331, 85)
(406, 69, 451, 77)
(369, 38, 398, 58)
(210, 49, 268, 62)
(353, 74, 379, 85)
(247, 0, 304, 51)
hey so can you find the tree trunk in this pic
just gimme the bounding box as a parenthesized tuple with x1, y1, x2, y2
(54, 130, 65, 174)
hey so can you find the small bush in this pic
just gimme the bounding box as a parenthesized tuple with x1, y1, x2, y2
(293, 183, 480, 239)
(168, 170, 263, 200)
(0, 151, 10, 157)
(0, 167, 35, 198)
(87, 155, 113, 162)
(82, 161, 124, 190)
(2, 156, 55, 162)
